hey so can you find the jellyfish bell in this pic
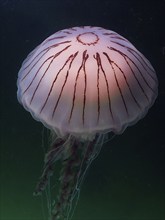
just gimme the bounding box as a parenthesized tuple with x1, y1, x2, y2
(17, 26, 158, 220)
(17, 26, 158, 140)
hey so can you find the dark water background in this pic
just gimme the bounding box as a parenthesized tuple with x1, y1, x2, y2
(1, 0, 165, 219)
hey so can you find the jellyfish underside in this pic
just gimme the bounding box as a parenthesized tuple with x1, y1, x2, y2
(34, 133, 106, 220)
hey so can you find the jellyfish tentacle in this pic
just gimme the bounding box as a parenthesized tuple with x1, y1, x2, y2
(67, 134, 105, 220)
(34, 134, 105, 219)
(71, 134, 104, 197)
(66, 136, 100, 220)
(34, 137, 66, 196)
(51, 137, 81, 220)
(51, 134, 105, 220)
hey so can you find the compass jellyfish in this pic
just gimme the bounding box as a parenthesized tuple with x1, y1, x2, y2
(17, 26, 158, 220)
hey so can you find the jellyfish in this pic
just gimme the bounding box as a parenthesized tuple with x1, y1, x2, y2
(17, 26, 158, 220)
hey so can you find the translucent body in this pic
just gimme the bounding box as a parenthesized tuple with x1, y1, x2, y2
(17, 26, 158, 140)
(17, 26, 158, 220)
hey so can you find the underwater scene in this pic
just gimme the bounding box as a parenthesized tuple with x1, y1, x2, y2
(1, 0, 165, 220)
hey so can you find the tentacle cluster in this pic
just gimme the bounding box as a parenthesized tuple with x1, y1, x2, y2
(34, 134, 105, 220)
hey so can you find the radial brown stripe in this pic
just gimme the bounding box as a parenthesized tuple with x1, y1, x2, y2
(109, 48, 149, 102)
(103, 33, 113, 36)
(23, 45, 71, 94)
(23, 55, 54, 95)
(112, 60, 142, 109)
(95, 53, 114, 120)
(43, 36, 67, 45)
(110, 36, 128, 42)
(128, 48, 156, 78)
(82, 52, 89, 125)
(69, 50, 87, 123)
(28, 45, 71, 104)
(22, 40, 71, 78)
(62, 31, 72, 34)
(51, 51, 79, 117)
(122, 54, 149, 102)
(21, 49, 51, 81)
(93, 53, 101, 123)
(109, 47, 156, 95)
(40, 52, 78, 115)
(103, 32, 117, 36)
(110, 40, 133, 51)
(111, 40, 156, 75)
(103, 52, 129, 116)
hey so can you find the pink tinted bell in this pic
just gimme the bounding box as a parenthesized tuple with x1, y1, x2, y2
(17, 26, 158, 139)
